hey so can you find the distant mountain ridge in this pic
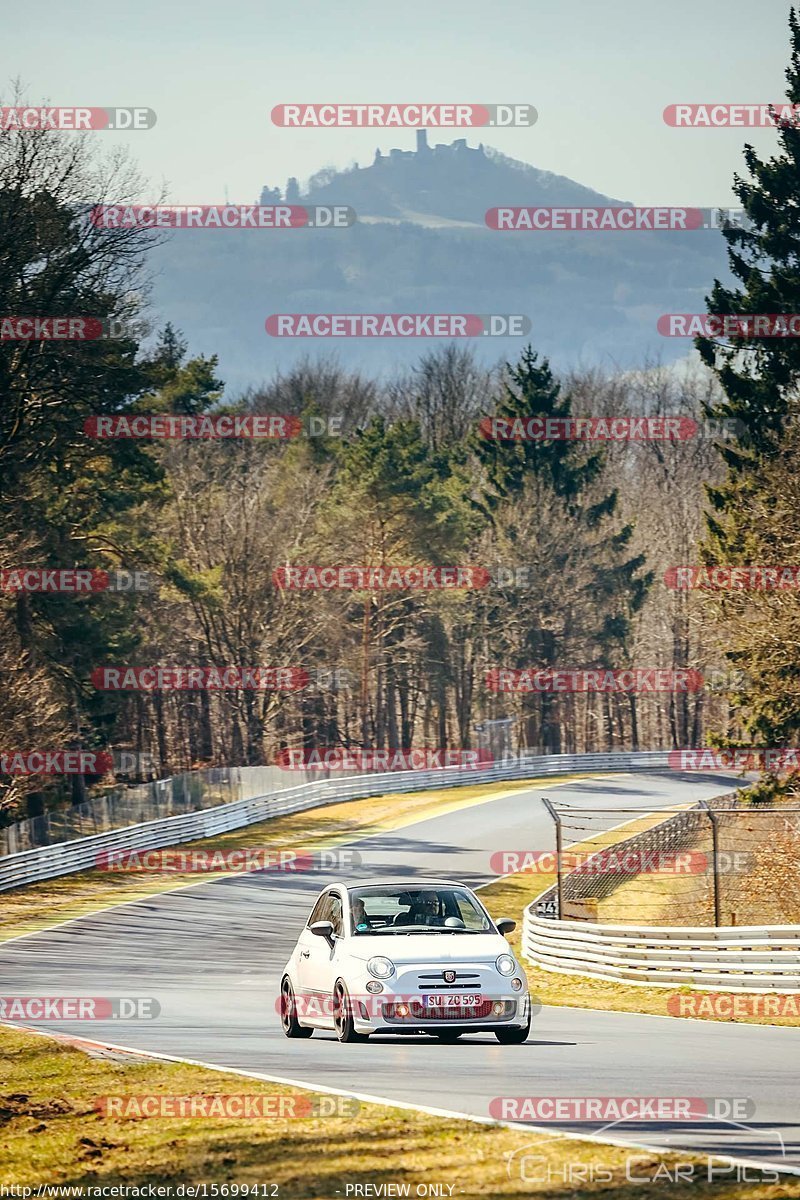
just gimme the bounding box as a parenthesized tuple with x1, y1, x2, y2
(148, 132, 731, 391)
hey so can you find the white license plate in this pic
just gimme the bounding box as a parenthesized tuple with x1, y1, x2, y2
(423, 994, 482, 1008)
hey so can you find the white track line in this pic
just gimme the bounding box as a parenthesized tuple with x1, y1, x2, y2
(3, 1021, 796, 1177)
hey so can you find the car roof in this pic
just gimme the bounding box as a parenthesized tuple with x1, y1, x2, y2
(342, 878, 470, 891)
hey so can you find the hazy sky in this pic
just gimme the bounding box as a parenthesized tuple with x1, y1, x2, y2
(6, 0, 795, 206)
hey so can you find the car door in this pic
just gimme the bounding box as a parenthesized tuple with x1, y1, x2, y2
(303, 890, 346, 1022)
(294, 891, 331, 1010)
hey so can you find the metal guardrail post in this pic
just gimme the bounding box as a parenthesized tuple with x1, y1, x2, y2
(541, 796, 564, 919)
(698, 799, 721, 927)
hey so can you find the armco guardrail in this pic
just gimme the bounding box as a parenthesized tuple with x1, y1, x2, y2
(0, 763, 357, 855)
(0, 750, 671, 892)
(522, 909, 800, 992)
(523, 791, 800, 993)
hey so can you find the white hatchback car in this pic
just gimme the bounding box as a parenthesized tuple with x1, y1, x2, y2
(280, 879, 531, 1043)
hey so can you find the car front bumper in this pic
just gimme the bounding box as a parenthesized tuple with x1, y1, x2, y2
(350, 988, 531, 1034)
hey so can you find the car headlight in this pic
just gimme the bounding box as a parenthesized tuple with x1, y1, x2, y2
(367, 956, 395, 979)
(496, 953, 516, 976)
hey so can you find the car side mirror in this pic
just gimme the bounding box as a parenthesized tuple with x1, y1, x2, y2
(496, 918, 516, 936)
(310, 920, 335, 945)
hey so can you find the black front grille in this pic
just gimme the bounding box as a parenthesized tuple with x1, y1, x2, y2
(416, 971, 481, 989)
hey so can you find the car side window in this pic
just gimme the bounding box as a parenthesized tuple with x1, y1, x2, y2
(307, 892, 331, 927)
(328, 894, 344, 938)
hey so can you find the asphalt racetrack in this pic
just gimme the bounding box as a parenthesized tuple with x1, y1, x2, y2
(2, 771, 798, 1173)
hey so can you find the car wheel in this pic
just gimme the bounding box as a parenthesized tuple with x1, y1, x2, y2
(333, 980, 369, 1043)
(280, 976, 313, 1038)
(495, 1019, 530, 1045)
(432, 1030, 462, 1042)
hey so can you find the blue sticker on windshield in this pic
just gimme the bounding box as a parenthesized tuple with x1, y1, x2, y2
(357, 922, 369, 930)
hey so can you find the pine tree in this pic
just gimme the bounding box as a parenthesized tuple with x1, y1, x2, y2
(697, 10, 800, 742)
(474, 346, 605, 510)
(700, 8, 800, 548)
(472, 347, 651, 752)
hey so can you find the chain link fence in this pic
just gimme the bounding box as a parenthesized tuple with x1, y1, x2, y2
(537, 795, 800, 926)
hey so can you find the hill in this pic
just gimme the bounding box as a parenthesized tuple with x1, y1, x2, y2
(148, 132, 731, 392)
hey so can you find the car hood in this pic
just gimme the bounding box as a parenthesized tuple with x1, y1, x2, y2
(347, 932, 511, 963)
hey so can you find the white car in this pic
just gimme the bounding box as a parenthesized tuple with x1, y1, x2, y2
(279, 878, 531, 1044)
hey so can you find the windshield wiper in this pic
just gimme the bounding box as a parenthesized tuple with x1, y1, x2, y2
(355, 926, 445, 935)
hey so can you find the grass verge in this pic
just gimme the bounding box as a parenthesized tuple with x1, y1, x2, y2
(1, 1025, 796, 1197)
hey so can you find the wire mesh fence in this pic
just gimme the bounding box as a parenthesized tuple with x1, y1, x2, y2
(537, 795, 800, 927)
(0, 768, 243, 856)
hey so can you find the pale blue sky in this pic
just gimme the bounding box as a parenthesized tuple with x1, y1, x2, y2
(6, 0, 795, 206)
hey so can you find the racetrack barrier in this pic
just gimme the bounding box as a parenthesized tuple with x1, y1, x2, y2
(0, 750, 672, 891)
(522, 907, 800, 992)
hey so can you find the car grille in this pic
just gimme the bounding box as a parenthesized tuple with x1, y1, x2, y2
(415, 971, 482, 990)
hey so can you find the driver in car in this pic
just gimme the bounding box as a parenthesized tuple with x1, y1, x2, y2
(408, 890, 446, 926)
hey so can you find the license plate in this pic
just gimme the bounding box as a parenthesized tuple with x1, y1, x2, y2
(423, 994, 482, 1008)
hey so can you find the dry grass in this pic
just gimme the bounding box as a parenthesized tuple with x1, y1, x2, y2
(1, 1026, 795, 1198)
(594, 806, 800, 926)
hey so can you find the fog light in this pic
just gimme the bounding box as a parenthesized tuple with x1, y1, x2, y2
(366, 980, 383, 993)
(511, 977, 523, 991)
(396, 1003, 410, 1017)
(492, 1001, 505, 1016)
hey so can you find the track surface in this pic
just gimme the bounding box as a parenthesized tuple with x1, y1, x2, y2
(1, 771, 798, 1172)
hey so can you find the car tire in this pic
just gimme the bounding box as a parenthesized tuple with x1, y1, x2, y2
(495, 1019, 530, 1045)
(333, 980, 369, 1043)
(280, 976, 313, 1038)
(432, 1030, 462, 1042)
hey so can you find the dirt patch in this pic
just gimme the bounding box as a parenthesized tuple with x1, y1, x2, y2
(0, 1092, 75, 1122)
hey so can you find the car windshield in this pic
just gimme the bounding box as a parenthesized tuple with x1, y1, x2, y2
(349, 886, 494, 935)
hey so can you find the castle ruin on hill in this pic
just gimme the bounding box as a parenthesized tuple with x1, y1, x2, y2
(260, 130, 487, 205)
